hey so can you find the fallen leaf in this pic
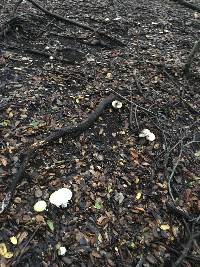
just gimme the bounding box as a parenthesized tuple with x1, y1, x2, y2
(0, 243, 13, 259)
(132, 207, 145, 213)
(17, 231, 28, 244)
(130, 148, 139, 165)
(10, 236, 17, 245)
(91, 250, 102, 258)
(97, 216, 109, 226)
(1, 158, 8, 166)
(47, 220, 54, 232)
(94, 199, 103, 210)
(129, 242, 135, 249)
(160, 224, 170, 231)
(114, 192, 124, 204)
(8, 111, 14, 118)
(106, 72, 112, 79)
(136, 191, 142, 200)
(35, 215, 45, 224)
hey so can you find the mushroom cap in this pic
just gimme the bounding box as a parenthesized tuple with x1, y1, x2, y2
(58, 246, 67, 256)
(146, 132, 156, 141)
(139, 128, 151, 137)
(49, 188, 72, 207)
(112, 100, 123, 109)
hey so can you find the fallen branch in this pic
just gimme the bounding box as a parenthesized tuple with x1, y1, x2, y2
(184, 38, 200, 74)
(166, 202, 193, 222)
(0, 94, 115, 214)
(168, 144, 183, 202)
(17, 0, 125, 46)
(171, 0, 200, 12)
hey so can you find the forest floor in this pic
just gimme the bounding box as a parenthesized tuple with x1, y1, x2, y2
(0, 0, 200, 266)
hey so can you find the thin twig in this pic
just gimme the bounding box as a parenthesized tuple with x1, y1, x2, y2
(168, 143, 183, 202)
(109, 88, 155, 116)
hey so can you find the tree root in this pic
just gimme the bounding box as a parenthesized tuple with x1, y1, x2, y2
(171, 0, 200, 12)
(0, 94, 115, 214)
(13, 0, 125, 46)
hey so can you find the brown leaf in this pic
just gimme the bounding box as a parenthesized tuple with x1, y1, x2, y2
(91, 250, 101, 258)
(132, 207, 145, 213)
(35, 215, 45, 224)
(0, 158, 8, 167)
(130, 148, 139, 165)
(97, 216, 109, 226)
(17, 231, 28, 244)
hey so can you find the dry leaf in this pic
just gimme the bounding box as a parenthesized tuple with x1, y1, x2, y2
(160, 224, 170, 231)
(91, 250, 102, 258)
(97, 216, 109, 226)
(0, 243, 13, 259)
(35, 215, 45, 224)
(17, 231, 28, 244)
(130, 148, 139, 165)
(136, 191, 142, 200)
(1, 158, 8, 166)
(10, 236, 17, 245)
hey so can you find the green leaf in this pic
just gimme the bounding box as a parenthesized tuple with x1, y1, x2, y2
(46, 220, 54, 232)
(94, 199, 103, 210)
(30, 120, 45, 129)
(0, 120, 10, 127)
(129, 242, 136, 249)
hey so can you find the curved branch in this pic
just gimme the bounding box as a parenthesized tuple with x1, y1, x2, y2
(26, 0, 125, 46)
(0, 94, 115, 214)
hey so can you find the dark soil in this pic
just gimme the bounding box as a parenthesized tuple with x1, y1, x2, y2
(0, 0, 200, 266)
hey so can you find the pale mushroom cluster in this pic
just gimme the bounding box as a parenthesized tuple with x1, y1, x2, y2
(33, 188, 73, 212)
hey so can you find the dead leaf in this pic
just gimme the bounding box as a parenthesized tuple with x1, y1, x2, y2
(97, 216, 109, 226)
(35, 215, 45, 224)
(17, 231, 28, 244)
(0, 243, 13, 259)
(10, 236, 17, 245)
(0, 158, 8, 167)
(136, 191, 142, 200)
(130, 148, 139, 165)
(160, 224, 170, 231)
(132, 207, 145, 213)
(91, 250, 102, 258)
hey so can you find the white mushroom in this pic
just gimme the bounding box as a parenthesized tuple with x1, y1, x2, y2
(58, 246, 67, 256)
(139, 129, 156, 142)
(112, 100, 123, 109)
(146, 132, 156, 141)
(49, 188, 72, 208)
(139, 128, 151, 138)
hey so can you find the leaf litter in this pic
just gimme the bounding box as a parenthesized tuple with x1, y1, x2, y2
(0, 0, 200, 266)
